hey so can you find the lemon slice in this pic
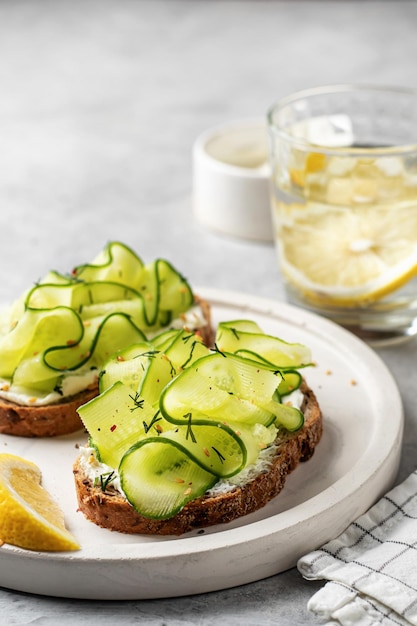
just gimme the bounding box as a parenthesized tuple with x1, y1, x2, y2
(0, 453, 80, 551)
(278, 202, 417, 307)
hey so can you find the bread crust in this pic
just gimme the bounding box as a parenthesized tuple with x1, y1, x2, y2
(0, 385, 98, 438)
(73, 382, 323, 535)
(0, 296, 212, 438)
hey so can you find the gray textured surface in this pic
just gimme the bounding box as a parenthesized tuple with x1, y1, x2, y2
(1, 1, 417, 623)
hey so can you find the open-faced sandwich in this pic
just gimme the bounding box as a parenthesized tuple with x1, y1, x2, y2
(0, 241, 212, 437)
(73, 319, 322, 535)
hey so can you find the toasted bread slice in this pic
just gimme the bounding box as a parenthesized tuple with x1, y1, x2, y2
(0, 385, 99, 438)
(0, 296, 213, 438)
(73, 381, 322, 535)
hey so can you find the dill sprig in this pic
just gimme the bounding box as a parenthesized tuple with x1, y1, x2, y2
(143, 411, 162, 434)
(95, 471, 116, 492)
(185, 412, 197, 443)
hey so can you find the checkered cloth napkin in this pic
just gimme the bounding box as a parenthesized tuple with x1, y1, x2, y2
(297, 470, 417, 626)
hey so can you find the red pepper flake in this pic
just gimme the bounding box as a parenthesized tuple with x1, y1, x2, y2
(110, 424, 117, 432)
(203, 448, 210, 457)
(350, 379, 357, 386)
(66, 339, 77, 346)
(116, 355, 125, 362)
(175, 478, 185, 484)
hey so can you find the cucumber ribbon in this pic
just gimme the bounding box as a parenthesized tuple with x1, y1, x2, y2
(0, 242, 194, 395)
(77, 320, 313, 520)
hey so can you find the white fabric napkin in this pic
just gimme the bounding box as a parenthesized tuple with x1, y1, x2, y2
(297, 470, 417, 626)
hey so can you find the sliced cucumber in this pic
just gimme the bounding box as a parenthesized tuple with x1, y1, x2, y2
(151, 328, 180, 351)
(76, 316, 311, 520)
(98, 342, 155, 392)
(157, 259, 194, 314)
(164, 329, 210, 372)
(40, 270, 74, 285)
(263, 399, 304, 432)
(196, 351, 280, 403)
(77, 380, 166, 469)
(119, 437, 217, 519)
(160, 352, 278, 427)
(158, 420, 247, 478)
(230, 421, 278, 466)
(215, 320, 312, 369)
(72, 241, 145, 286)
(277, 370, 302, 397)
(217, 319, 263, 334)
(44, 312, 146, 372)
(132, 262, 159, 326)
(2, 242, 198, 394)
(137, 349, 176, 407)
(1, 307, 83, 380)
(25, 282, 74, 310)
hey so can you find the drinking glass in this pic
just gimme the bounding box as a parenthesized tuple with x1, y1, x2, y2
(267, 85, 417, 345)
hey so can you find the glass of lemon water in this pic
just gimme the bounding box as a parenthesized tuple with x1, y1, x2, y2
(267, 85, 417, 345)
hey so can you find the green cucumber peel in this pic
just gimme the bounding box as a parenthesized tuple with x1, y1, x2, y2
(277, 370, 302, 397)
(141, 419, 248, 478)
(46, 312, 147, 371)
(27, 280, 160, 329)
(215, 320, 312, 369)
(0, 241, 195, 394)
(71, 241, 145, 285)
(119, 437, 218, 520)
(160, 351, 281, 427)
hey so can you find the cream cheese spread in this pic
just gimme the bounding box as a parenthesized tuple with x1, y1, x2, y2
(0, 369, 99, 406)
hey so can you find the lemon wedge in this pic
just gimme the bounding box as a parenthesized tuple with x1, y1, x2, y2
(0, 453, 80, 551)
(277, 202, 417, 307)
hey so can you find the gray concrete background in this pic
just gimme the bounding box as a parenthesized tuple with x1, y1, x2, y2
(1, 1, 416, 623)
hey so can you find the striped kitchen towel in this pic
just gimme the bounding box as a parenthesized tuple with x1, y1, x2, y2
(297, 470, 417, 626)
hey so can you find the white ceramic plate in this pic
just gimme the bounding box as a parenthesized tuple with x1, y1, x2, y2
(0, 288, 403, 600)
